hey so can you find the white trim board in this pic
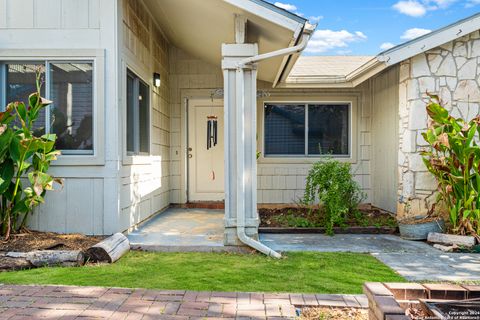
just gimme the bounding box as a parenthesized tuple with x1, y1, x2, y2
(378, 12, 480, 66)
(222, 0, 305, 32)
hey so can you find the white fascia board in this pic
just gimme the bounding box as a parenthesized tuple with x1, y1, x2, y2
(272, 27, 303, 88)
(276, 81, 357, 89)
(272, 49, 294, 87)
(378, 13, 480, 66)
(223, 0, 305, 32)
(350, 63, 387, 87)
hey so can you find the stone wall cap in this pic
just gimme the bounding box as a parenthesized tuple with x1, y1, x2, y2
(384, 283, 425, 290)
(364, 282, 393, 296)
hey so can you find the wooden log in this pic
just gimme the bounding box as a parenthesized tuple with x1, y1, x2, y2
(86, 233, 130, 263)
(427, 232, 476, 247)
(0, 252, 31, 270)
(26, 250, 85, 267)
(0, 250, 85, 270)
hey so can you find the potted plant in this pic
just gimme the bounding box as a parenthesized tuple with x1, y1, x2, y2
(398, 206, 445, 240)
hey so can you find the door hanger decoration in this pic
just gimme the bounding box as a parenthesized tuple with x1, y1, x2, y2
(207, 95, 219, 181)
(206, 115, 218, 150)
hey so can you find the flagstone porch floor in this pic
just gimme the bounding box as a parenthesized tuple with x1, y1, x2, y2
(127, 208, 241, 252)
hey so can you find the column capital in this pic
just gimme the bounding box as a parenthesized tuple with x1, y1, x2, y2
(221, 43, 258, 58)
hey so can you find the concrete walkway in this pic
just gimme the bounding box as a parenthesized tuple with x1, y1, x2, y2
(260, 234, 480, 281)
(0, 284, 367, 319)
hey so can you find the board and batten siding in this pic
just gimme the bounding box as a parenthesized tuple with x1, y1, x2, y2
(29, 178, 104, 234)
(0, 0, 100, 29)
(0, 0, 119, 235)
(119, 0, 171, 231)
(371, 66, 400, 213)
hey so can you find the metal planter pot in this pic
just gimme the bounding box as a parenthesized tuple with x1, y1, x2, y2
(399, 218, 445, 240)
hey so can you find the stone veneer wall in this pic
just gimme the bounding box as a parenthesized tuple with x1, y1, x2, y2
(397, 30, 480, 218)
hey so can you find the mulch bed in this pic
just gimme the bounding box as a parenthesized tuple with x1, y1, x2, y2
(0, 230, 104, 252)
(259, 204, 398, 233)
(299, 307, 367, 320)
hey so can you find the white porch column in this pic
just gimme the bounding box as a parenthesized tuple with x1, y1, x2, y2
(221, 42, 259, 245)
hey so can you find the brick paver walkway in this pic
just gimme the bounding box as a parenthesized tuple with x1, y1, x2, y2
(0, 285, 367, 319)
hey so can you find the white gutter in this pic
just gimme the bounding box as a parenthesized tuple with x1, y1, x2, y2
(233, 23, 315, 259)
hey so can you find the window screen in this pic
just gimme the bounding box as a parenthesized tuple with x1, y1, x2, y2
(6, 63, 46, 135)
(126, 70, 150, 155)
(264, 104, 305, 155)
(308, 104, 349, 155)
(264, 103, 350, 157)
(126, 74, 135, 153)
(50, 62, 93, 152)
(138, 80, 149, 153)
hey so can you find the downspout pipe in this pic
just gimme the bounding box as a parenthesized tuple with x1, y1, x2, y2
(233, 24, 315, 259)
(237, 23, 316, 68)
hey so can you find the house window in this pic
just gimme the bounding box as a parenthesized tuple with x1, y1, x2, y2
(264, 103, 350, 156)
(126, 70, 150, 155)
(1, 61, 94, 154)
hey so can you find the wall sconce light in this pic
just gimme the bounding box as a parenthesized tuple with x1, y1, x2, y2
(153, 72, 161, 88)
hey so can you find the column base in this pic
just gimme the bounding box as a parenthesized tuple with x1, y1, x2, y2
(224, 226, 259, 246)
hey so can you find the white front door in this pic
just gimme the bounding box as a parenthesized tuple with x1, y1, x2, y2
(188, 99, 225, 201)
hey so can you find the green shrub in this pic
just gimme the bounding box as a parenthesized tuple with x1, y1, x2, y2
(302, 158, 365, 234)
(0, 70, 61, 239)
(421, 94, 480, 240)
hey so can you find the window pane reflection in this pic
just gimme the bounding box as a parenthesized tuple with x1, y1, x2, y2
(50, 63, 93, 152)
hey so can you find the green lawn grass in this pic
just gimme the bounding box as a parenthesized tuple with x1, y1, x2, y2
(0, 251, 405, 294)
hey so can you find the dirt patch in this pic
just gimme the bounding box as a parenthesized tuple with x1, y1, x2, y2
(399, 216, 442, 225)
(0, 231, 104, 252)
(299, 307, 367, 320)
(405, 305, 431, 319)
(259, 204, 397, 229)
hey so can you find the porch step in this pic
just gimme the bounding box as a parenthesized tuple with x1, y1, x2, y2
(173, 202, 225, 210)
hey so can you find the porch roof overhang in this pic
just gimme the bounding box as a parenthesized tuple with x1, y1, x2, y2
(279, 56, 387, 88)
(143, 0, 308, 85)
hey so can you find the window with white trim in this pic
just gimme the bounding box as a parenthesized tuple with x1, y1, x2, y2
(1, 61, 94, 154)
(264, 103, 350, 156)
(126, 70, 150, 155)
